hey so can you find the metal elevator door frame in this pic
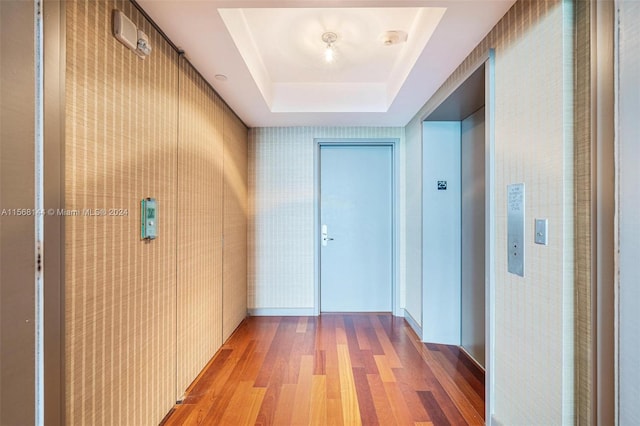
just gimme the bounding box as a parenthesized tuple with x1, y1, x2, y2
(421, 50, 495, 423)
(313, 139, 401, 316)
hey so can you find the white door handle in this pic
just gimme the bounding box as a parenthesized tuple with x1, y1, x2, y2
(322, 224, 334, 246)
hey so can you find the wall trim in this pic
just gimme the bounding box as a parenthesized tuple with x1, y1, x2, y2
(592, 1, 616, 424)
(403, 309, 422, 337)
(43, 0, 65, 424)
(484, 50, 496, 426)
(418, 51, 492, 123)
(417, 51, 496, 425)
(248, 308, 315, 317)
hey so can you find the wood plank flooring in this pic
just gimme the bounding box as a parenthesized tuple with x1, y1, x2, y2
(161, 314, 484, 426)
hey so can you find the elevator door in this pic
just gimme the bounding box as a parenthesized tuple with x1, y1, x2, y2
(461, 107, 486, 367)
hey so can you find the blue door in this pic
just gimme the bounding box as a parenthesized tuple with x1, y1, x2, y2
(320, 145, 393, 312)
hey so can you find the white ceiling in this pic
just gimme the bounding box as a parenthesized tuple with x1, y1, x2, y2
(137, 0, 515, 127)
(218, 7, 445, 113)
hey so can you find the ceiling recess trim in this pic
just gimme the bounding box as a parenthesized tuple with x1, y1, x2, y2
(218, 7, 446, 113)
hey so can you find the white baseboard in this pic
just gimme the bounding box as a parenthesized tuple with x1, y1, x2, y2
(403, 309, 422, 338)
(459, 345, 486, 372)
(247, 308, 316, 316)
(490, 414, 504, 426)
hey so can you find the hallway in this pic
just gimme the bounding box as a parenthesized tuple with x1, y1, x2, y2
(8, 1, 634, 423)
(161, 314, 484, 425)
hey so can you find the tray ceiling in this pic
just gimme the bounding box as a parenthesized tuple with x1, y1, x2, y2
(137, 0, 516, 127)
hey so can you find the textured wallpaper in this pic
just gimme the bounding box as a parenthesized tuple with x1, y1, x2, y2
(223, 104, 249, 341)
(176, 57, 225, 397)
(65, 1, 179, 424)
(573, 1, 592, 422)
(405, 1, 577, 424)
(493, 4, 573, 424)
(65, 1, 248, 423)
(248, 127, 404, 311)
(618, 2, 640, 424)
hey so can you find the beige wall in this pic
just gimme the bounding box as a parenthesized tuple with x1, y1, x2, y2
(64, 1, 247, 423)
(0, 1, 37, 425)
(493, 4, 574, 420)
(248, 127, 404, 313)
(176, 58, 225, 396)
(573, 1, 592, 422)
(65, 1, 179, 423)
(405, 1, 576, 424)
(223, 105, 249, 341)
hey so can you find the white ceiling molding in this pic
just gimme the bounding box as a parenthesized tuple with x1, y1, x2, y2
(217, 8, 275, 109)
(385, 7, 444, 105)
(271, 82, 387, 112)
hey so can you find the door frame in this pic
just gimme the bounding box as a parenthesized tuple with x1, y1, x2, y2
(419, 50, 495, 423)
(485, 51, 496, 426)
(314, 139, 401, 316)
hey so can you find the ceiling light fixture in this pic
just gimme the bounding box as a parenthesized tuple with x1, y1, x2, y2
(321, 32, 337, 63)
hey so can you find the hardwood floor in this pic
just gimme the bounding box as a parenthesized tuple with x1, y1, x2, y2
(161, 314, 484, 426)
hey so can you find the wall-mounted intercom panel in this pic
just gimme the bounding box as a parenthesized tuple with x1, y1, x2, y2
(141, 198, 157, 240)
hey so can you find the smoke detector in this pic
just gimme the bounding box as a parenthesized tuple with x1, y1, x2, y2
(379, 30, 408, 46)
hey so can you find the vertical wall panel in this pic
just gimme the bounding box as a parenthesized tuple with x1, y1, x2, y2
(618, 2, 640, 424)
(574, 1, 596, 425)
(493, 5, 572, 424)
(421, 122, 461, 345)
(176, 59, 224, 396)
(405, 1, 578, 424)
(65, 1, 178, 424)
(65, 0, 249, 421)
(404, 119, 423, 328)
(460, 107, 486, 367)
(223, 105, 248, 341)
(573, 1, 592, 422)
(0, 1, 36, 424)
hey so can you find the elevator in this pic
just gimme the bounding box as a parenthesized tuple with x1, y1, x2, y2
(421, 62, 490, 369)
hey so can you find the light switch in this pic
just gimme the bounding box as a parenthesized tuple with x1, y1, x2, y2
(535, 219, 548, 245)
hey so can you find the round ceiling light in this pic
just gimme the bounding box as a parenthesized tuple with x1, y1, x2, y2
(322, 31, 337, 45)
(214, 74, 228, 81)
(321, 32, 338, 63)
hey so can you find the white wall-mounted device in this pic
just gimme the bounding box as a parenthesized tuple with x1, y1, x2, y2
(113, 10, 152, 59)
(141, 198, 157, 240)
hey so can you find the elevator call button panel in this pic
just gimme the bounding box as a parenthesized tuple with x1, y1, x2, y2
(507, 183, 525, 277)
